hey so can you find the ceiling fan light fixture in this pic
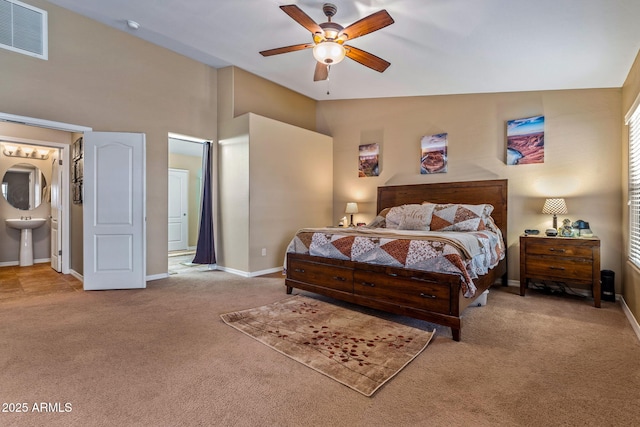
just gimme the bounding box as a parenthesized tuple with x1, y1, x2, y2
(313, 41, 345, 65)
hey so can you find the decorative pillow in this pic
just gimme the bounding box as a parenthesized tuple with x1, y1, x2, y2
(365, 207, 391, 228)
(398, 203, 434, 230)
(386, 204, 433, 231)
(384, 206, 403, 229)
(428, 203, 494, 232)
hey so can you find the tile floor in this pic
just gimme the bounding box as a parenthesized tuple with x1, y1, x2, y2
(0, 263, 83, 301)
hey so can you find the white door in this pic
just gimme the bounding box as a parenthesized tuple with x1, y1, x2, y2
(168, 168, 189, 251)
(50, 150, 62, 272)
(83, 132, 146, 290)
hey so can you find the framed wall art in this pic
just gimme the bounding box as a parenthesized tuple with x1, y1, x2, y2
(420, 133, 447, 174)
(358, 143, 380, 177)
(507, 115, 544, 165)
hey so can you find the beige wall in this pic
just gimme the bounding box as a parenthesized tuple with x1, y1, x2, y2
(622, 50, 640, 323)
(317, 89, 623, 291)
(218, 68, 332, 275)
(249, 114, 333, 272)
(231, 67, 317, 132)
(217, 113, 333, 274)
(169, 153, 203, 247)
(0, 0, 217, 277)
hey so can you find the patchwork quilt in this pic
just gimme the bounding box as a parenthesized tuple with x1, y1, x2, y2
(285, 227, 505, 298)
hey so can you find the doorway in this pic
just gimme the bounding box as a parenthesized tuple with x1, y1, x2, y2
(167, 132, 206, 273)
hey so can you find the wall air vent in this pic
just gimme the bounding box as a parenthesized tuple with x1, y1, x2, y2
(0, 0, 47, 60)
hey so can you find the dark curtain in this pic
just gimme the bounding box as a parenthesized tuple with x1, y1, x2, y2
(192, 141, 216, 265)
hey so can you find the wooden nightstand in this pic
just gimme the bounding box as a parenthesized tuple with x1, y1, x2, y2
(519, 235, 601, 308)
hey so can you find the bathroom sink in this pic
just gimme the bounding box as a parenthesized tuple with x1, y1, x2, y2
(5, 218, 47, 229)
(5, 218, 47, 267)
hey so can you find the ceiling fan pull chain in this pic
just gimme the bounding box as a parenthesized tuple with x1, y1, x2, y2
(326, 66, 331, 95)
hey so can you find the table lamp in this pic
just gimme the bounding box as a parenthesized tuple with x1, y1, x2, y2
(542, 198, 567, 236)
(345, 202, 358, 227)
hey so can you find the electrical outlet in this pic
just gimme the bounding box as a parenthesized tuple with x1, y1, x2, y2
(261, 248, 267, 256)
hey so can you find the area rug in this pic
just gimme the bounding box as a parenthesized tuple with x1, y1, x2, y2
(220, 295, 435, 396)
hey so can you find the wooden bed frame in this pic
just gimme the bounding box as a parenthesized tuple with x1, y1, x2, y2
(285, 179, 508, 341)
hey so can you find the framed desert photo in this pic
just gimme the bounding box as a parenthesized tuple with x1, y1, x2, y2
(507, 115, 544, 165)
(358, 143, 380, 177)
(420, 133, 448, 174)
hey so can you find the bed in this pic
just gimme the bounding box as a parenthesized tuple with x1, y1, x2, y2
(284, 179, 508, 341)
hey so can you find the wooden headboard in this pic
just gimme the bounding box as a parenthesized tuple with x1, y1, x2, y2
(376, 179, 508, 239)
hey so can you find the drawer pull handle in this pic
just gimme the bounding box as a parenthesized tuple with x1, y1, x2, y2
(549, 266, 566, 271)
(294, 268, 305, 273)
(361, 282, 376, 287)
(388, 273, 398, 277)
(333, 276, 346, 282)
(410, 276, 432, 283)
(420, 293, 436, 299)
(549, 248, 566, 253)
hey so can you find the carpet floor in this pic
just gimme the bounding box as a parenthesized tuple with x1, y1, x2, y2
(1, 268, 639, 427)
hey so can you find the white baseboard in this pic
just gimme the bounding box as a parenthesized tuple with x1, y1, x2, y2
(0, 259, 51, 267)
(620, 296, 640, 343)
(0, 261, 18, 267)
(215, 265, 283, 278)
(69, 269, 83, 282)
(147, 273, 169, 281)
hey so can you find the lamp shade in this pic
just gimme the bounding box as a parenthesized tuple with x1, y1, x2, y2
(345, 202, 358, 214)
(542, 198, 568, 215)
(313, 41, 346, 65)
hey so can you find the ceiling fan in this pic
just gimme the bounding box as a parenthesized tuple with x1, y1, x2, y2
(259, 3, 394, 81)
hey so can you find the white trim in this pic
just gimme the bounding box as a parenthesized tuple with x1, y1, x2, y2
(216, 266, 250, 277)
(0, 261, 18, 267)
(0, 113, 91, 133)
(168, 132, 209, 143)
(620, 296, 640, 343)
(147, 273, 169, 281)
(216, 265, 283, 277)
(69, 269, 83, 282)
(626, 91, 640, 124)
(249, 266, 283, 277)
(0, 112, 92, 275)
(0, 258, 50, 267)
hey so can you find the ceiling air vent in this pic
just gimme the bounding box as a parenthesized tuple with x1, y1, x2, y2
(0, 0, 47, 60)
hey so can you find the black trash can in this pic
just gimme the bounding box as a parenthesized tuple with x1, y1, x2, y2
(600, 270, 616, 302)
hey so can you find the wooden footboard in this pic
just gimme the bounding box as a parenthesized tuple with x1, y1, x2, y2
(285, 252, 507, 341)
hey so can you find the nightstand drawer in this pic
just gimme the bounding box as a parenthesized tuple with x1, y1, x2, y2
(525, 256, 593, 281)
(525, 242, 593, 259)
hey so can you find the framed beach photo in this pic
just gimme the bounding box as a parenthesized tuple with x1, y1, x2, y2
(507, 115, 544, 165)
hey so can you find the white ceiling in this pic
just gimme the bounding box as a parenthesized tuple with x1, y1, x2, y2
(46, 0, 640, 101)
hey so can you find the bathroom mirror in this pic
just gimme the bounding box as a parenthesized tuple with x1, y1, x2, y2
(1, 163, 47, 211)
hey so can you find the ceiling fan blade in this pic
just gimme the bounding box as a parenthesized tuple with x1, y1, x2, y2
(260, 43, 314, 57)
(280, 4, 323, 35)
(344, 45, 390, 73)
(339, 10, 394, 41)
(313, 62, 329, 81)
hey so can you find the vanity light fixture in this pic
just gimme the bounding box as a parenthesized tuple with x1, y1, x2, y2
(1, 143, 50, 160)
